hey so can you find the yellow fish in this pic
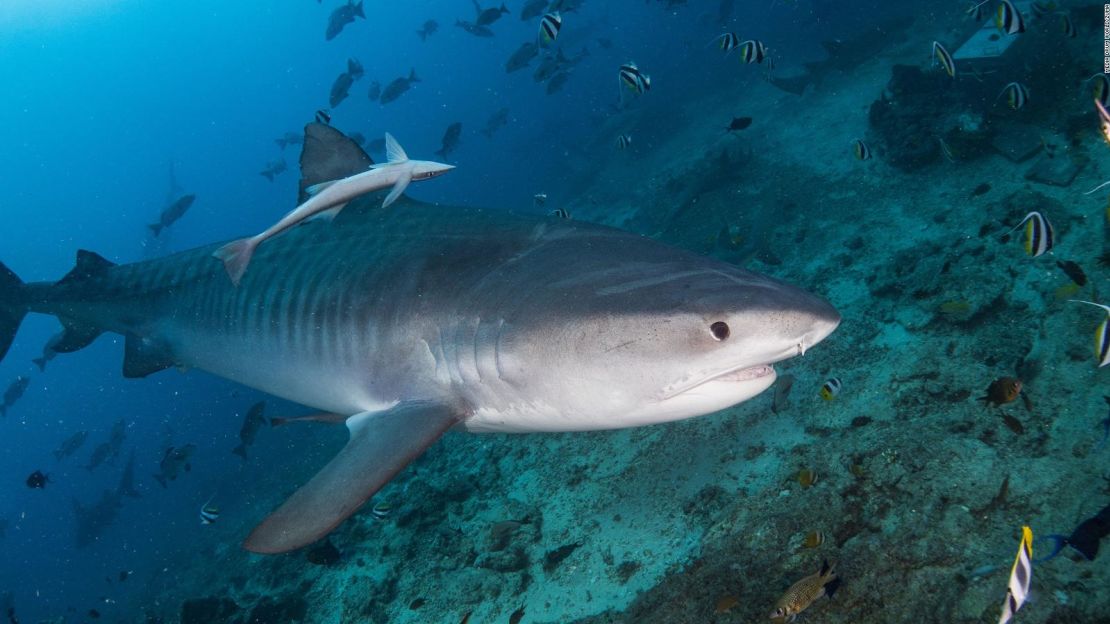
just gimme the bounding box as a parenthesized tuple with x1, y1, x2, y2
(769, 560, 840, 622)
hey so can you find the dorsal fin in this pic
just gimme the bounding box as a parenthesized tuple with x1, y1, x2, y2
(57, 250, 116, 286)
(385, 133, 408, 163)
(297, 122, 374, 204)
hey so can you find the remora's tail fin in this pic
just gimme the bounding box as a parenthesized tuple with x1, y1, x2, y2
(0, 262, 27, 363)
(212, 238, 259, 287)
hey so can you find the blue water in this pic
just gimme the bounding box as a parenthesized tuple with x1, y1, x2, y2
(3, 0, 1102, 622)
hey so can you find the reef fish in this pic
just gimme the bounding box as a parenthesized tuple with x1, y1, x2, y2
(853, 138, 871, 161)
(1009, 211, 1053, 257)
(53, 430, 88, 461)
(539, 12, 561, 44)
(417, 19, 438, 42)
(618, 62, 651, 97)
(154, 444, 195, 488)
(0, 125, 838, 554)
(148, 194, 196, 237)
(521, 0, 548, 20)
(998, 526, 1033, 624)
(259, 159, 287, 182)
(456, 19, 494, 37)
(25, 470, 48, 489)
(770, 559, 840, 622)
(200, 498, 220, 525)
(932, 41, 955, 78)
(710, 32, 740, 55)
(506, 42, 539, 73)
(979, 377, 1022, 406)
(1069, 300, 1110, 367)
(325, 0, 365, 41)
(998, 82, 1029, 110)
(232, 401, 267, 459)
(739, 39, 766, 64)
(0, 375, 29, 418)
(435, 122, 463, 159)
(819, 378, 841, 400)
(473, 0, 509, 27)
(379, 69, 420, 105)
(996, 0, 1025, 35)
(616, 134, 632, 150)
(481, 108, 510, 138)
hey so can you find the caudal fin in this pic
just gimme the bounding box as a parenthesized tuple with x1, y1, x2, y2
(0, 262, 27, 363)
(147, 223, 163, 237)
(232, 444, 247, 460)
(212, 238, 258, 287)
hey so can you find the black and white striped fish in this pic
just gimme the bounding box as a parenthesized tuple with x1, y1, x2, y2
(1069, 300, 1110, 368)
(998, 526, 1032, 624)
(539, 12, 561, 44)
(932, 41, 955, 78)
(1009, 211, 1054, 257)
(315, 109, 332, 125)
(616, 134, 632, 150)
(709, 32, 741, 55)
(852, 139, 871, 161)
(819, 377, 841, 401)
(739, 39, 766, 64)
(200, 498, 220, 525)
(549, 208, 572, 219)
(999, 82, 1029, 110)
(996, 0, 1025, 35)
(619, 62, 651, 95)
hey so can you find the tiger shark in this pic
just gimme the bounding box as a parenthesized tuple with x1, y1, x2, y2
(0, 123, 839, 554)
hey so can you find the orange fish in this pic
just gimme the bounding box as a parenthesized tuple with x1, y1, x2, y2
(978, 377, 1022, 407)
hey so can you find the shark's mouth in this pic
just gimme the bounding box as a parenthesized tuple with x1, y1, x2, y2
(661, 364, 775, 400)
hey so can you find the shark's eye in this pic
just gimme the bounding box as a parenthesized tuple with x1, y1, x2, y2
(710, 321, 730, 341)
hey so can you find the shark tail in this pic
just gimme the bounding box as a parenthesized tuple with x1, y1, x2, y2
(0, 262, 27, 364)
(212, 238, 258, 287)
(353, 0, 365, 18)
(32, 356, 47, 371)
(148, 223, 164, 237)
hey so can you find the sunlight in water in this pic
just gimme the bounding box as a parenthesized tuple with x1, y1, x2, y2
(0, 0, 129, 29)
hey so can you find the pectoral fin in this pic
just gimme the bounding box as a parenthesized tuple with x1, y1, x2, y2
(382, 172, 412, 208)
(243, 401, 464, 554)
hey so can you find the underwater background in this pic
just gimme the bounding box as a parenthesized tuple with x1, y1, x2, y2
(1, 0, 1109, 622)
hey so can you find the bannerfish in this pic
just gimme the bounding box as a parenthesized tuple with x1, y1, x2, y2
(1008, 211, 1053, 257)
(549, 207, 571, 219)
(1090, 74, 1110, 107)
(200, 497, 220, 525)
(148, 194, 197, 237)
(1068, 300, 1110, 367)
(739, 39, 766, 64)
(379, 69, 420, 105)
(996, 0, 1025, 34)
(616, 134, 632, 150)
(932, 41, 955, 78)
(215, 133, 454, 285)
(770, 559, 840, 622)
(618, 62, 651, 97)
(710, 32, 740, 55)
(0, 123, 839, 554)
(370, 501, 392, 519)
(1060, 13, 1076, 38)
(539, 12, 562, 44)
(315, 109, 331, 125)
(998, 82, 1029, 110)
(853, 138, 872, 161)
(1096, 97, 1110, 145)
(998, 526, 1033, 624)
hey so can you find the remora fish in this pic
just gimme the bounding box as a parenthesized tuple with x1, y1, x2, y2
(0, 125, 839, 554)
(214, 130, 454, 285)
(148, 194, 196, 237)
